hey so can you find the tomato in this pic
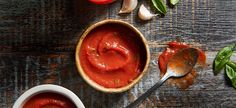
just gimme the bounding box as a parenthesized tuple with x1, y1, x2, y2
(89, 0, 115, 5)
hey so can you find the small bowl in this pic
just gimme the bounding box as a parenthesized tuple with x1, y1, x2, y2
(75, 19, 150, 93)
(13, 84, 85, 108)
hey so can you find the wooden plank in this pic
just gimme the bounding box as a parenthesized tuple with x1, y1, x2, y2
(0, 0, 235, 108)
(0, 52, 235, 108)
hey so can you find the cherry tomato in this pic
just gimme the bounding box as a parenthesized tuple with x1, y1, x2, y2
(89, 0, 115, 5)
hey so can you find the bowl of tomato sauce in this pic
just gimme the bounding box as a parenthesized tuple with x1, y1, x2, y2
(75, 19, 150, 93)
(13, 84, 85, 108)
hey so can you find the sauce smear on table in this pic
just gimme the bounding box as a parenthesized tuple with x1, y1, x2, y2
(79, 24, 146, 88)
(158, 41, 206, 89)
(23, 92, 76, 108)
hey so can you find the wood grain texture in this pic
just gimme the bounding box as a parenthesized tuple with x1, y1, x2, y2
(0, 0, 235, 108)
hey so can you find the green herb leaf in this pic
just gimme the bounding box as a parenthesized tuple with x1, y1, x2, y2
(170, 0, 179, 5)
(226, 63, 236, 79)
(227, 61, 236, 70)
(231, 77, 236, 89)
(214, 44, 236, 74)
(226, 63, 236, 88)
(151, 0, 167, 14)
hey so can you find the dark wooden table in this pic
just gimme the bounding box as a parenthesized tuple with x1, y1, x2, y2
(0, 0, 236, 107)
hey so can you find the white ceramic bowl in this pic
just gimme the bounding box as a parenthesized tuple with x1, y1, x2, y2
(13, 84, 85, 108)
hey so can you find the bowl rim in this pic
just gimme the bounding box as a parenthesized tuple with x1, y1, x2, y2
(13, 84, 85, 108)
(75, 19, 150, 93)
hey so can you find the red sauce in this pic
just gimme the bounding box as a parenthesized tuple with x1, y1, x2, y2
(89, 0, 115, 4)
(158, 41, 206, 89)
(79, 24, 146, 88)
(23, 92, 76, 108)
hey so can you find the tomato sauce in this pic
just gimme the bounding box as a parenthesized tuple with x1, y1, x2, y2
(158, 41, 206, 89)
(89, 0, 115, 4)
(79, 24, 146, 88)
(23, 92, 76, 108)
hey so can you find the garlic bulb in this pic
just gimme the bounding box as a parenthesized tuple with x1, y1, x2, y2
(138, 4, 156, 21)
(119, 0, 138, 14)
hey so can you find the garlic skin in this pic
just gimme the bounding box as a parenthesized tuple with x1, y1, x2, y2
(119, 0, 138, 14)
(138, 4, 156, 21)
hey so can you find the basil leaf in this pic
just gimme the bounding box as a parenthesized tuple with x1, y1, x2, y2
(227, 61, 236, 70)
(232, 77, 236, 89)
(226, 64, 236, 88)
(214, 44, 236, 73)
(226, 64, 236, 79)
(151, 0, 167, 14)
(170, 0, 179, 5)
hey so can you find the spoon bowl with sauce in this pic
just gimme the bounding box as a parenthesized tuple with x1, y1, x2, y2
(127, 48, 199, 108)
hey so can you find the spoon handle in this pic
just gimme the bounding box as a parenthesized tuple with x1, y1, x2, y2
(126, 73, 171, 108)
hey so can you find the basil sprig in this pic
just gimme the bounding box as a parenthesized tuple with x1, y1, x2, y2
(151, 0, 180, 15)
(170, 0, 179, 5)
(226, 62, 236, 88)
(214, 44, 236, 89)
(151, 0, 167, 14)
(214, 44, 236, 74)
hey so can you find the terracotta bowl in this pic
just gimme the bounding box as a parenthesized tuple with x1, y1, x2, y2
(75, 19, 150, 93)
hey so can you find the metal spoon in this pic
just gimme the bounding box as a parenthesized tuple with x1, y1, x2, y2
(126, 48, 199, 108)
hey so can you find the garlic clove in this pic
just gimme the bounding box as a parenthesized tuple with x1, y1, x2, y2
(138, 4, 157, 21)
(119, 0, 138, 14)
